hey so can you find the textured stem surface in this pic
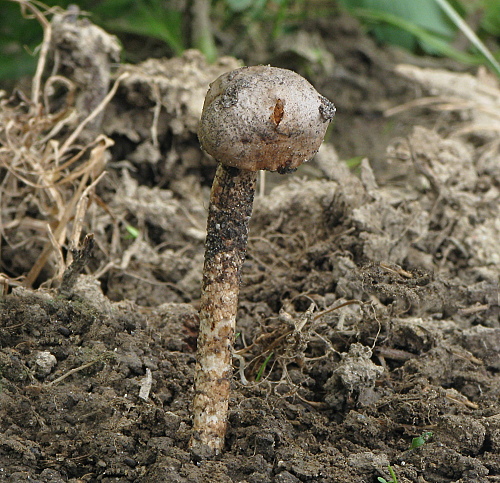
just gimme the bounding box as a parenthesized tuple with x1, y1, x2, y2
(190, 164, 257, 455)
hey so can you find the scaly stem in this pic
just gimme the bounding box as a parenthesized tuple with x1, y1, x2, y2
(190, 164, 257, 455)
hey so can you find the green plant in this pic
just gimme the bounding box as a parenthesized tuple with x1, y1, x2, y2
(255, 351, 274, 382)
(222, 0, 300, 40)
(344, 155, 364, 171)
(339, 0, 454, 51)
(3, 0, 313, 83)
(410, 430, 433, 449)
(123, 224, 140, 240)
(434, 0, 500, 77)
(338, 0, 500, 77)
(377, 432, 433, 483)
(92, 0, 185, 56)
(0, 1, 44, 80)
(1, 0, 189, 82)
(378, 464, 398, 483)
(216, 0, 315, 56)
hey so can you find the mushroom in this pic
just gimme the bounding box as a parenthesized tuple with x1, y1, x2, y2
(190, 65, 335, 456)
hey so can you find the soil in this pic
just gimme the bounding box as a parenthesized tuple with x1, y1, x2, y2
(1, 9, 500, 483)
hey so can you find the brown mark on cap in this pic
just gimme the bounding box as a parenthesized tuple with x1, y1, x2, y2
(271, 99, 285, 128)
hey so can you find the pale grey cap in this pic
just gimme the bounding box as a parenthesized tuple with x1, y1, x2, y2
(198, 65, 335, 173)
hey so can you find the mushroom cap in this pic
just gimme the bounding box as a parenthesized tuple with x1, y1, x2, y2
(198, 66, 335, 173)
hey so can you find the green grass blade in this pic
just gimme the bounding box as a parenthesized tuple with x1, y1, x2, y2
(353, 7, 484, 65)
(388, 464, 398, 483)
(255, 352, 273, 382)
(433, 0, 500, 77)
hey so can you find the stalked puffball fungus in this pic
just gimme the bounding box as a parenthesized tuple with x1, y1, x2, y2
(190, 65, 335, 456)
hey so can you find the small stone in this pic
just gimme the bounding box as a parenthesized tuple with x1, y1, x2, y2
(34, 351, 57, 378)
(58, 326, 71, 337)
(274, 471, 300, 483)
(124, 457, 137, 468)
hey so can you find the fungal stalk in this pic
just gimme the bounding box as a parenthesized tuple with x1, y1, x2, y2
(190, 66, 335, 455)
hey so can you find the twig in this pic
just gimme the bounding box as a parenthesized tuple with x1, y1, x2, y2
(58, 233, 95, 296)
(59, 72, 129, 155)
(313, 299, 362, 321)
(46, 222, 65, 281)
(69, 170, 107, 252)
(46, 356, 104, 386)
(13, 0, 52, 109)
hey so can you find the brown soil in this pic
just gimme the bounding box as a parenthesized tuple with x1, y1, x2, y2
(1, 9, 499, 483)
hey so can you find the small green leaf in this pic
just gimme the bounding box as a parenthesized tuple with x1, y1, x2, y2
(410, 431, 433, 449)
(344, 155, 364, 170)
(101, 3, 185, 55)
(124, 224, 140, 239)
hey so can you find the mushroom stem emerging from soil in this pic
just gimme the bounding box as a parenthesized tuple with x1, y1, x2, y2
(190, 66, 335, 456)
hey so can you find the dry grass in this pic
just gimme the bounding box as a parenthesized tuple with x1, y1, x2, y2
(0, 1, 126, 288)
